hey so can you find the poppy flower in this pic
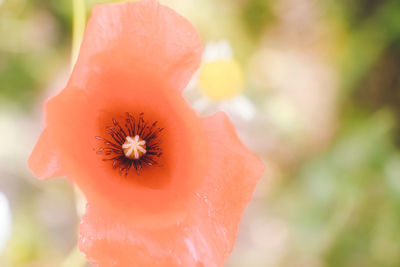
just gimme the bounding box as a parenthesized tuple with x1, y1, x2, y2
(28, 0, 264, 266)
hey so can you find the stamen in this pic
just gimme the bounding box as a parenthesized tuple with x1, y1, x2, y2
(95, 113, 163, 176)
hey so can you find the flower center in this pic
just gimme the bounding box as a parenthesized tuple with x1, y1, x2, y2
(122, 135, 147, 159)
(95, 112, 163, 176)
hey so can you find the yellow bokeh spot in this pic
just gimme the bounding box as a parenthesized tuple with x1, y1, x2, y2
(199, 59, 244, 101)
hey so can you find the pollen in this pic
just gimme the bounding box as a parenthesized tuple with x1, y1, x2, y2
(123, 135, 147, 159)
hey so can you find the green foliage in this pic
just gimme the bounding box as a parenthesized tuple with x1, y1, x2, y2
(240, 0, 274, 40)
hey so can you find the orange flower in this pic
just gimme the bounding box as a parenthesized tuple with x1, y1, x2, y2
(28, 0, 264, 266)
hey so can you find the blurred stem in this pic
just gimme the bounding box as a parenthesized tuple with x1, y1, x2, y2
(71, 0, 86, 69)
(316, 198, 357, 256)
(64, 2, 87, 265)
(60, 245, 87, 267)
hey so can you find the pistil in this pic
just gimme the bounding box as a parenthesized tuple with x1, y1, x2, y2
(122, 135, 147, 159)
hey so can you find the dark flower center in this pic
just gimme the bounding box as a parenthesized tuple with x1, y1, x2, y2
(95, 112, 163, 176)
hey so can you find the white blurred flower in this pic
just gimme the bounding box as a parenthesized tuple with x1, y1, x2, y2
(219, 95, 256, 121)
(0, 192, 12, 252)
(185, 39, 256, 121)
(202, 40, 233, 62)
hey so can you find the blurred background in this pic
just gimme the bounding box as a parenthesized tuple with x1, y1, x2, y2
(1, 0, 400, 266)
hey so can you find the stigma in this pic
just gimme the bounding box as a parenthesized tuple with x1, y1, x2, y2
(122, 135, 147, 159)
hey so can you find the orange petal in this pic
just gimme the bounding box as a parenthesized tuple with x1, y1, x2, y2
(29, 0, 207, 227)
(78, 112, 263, 267)
(70, 0, 202, 93)
(192, 111, 264, 260)
(28, 129, 64, 180)
(80, 204, 215, 267)
(44, 78, 209, 227)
